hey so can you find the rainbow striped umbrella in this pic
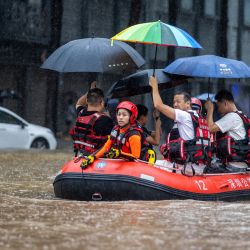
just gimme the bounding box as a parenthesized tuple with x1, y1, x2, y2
(112, 20, 202, 48)
(111, 20, 202, 75)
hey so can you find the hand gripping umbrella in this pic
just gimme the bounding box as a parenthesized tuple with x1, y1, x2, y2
(196, 93, 215, 102)
(164, 54, 250, 98)
(41, 37, 145, 74)
(111, 20, 202, 76)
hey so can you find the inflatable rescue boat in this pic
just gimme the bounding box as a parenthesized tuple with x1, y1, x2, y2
(53, 158, 250, 201)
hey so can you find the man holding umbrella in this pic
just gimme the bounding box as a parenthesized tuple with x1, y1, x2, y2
(149, 76, 211, 175)
(205, 89, 249, 170)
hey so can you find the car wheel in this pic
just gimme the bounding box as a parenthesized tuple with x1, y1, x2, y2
(31, 138, 49, 149)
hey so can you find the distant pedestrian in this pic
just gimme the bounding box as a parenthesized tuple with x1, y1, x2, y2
(64, 98, 76, 136)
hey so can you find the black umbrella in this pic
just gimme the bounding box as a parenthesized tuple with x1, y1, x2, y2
(106, 69, 186, 98)
(41, 38, 145, 73)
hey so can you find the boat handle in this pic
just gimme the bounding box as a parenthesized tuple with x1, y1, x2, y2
(219, 183, 229, 189)
(92, 192, 102, 201)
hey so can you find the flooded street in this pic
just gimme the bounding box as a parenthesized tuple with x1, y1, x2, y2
(1, 150, 250, 250)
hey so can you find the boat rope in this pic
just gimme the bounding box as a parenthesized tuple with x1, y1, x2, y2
(181, 155, 196, 177)
(134, 159, 185, 173)
(202, 171, 250, 176)
(134, 159, 250, 177)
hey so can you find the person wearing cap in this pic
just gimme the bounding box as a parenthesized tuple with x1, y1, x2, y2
(81, 101, 143, 168)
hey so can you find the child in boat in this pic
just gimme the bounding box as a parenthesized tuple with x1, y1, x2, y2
(205, 89, 249, 172)
(136, 104, 162, 146)
(81, 101, 142, 168)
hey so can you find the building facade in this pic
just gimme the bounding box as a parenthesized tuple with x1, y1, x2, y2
(0, 0, 249, 135)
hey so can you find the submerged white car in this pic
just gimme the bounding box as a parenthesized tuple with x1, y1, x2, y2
(0, 106, 57, 150)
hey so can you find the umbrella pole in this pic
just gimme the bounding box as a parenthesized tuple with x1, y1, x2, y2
(88, 73, 98, 89)
(207, 78, 210, 99)
(153, 45, 158, 77)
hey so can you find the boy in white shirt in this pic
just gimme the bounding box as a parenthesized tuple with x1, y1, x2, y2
(205, 89, 248, 171)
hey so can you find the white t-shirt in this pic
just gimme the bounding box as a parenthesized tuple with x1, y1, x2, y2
(174, 109, 194, 140)
(215, 112, 246, 140)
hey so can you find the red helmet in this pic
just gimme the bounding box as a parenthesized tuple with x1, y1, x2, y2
(191, 97, 202, 114)
(116, 101, 138, 124)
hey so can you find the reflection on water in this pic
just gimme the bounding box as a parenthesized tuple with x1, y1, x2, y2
(1, 151, 250, 250)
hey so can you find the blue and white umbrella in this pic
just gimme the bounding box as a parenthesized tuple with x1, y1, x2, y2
(164, 55, 250, 78)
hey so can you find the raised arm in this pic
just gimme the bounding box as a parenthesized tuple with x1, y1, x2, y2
(76, 81, 97, 109)
(149, 76, 176, 120)
(146, 110, 162, 145)
(204, 99, 220, 133)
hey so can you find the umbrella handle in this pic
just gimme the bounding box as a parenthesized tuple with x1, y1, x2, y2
(88, 73, 98, 89)
(153, 45, 158, 77)
(207, 78, 210, 99)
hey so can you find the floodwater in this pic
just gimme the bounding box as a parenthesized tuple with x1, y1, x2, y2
(1, 150, 250, 250)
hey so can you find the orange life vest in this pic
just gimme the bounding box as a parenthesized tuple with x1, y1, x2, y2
(110, 123, 152, 161)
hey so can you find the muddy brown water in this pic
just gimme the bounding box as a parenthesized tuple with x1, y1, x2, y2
(1, 150, 250, 250)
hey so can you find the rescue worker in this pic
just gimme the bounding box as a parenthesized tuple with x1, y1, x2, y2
(81, 101, 146, 169)
(205, 89, 249, 171)
(150, 76, 211, 175)
(70, 81, 114, 156)
(136, 104, 162, 146)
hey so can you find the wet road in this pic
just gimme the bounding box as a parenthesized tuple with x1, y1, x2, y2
(1, 150, 250, 250)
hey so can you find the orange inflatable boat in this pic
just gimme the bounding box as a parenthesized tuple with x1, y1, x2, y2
(53, 158, 250, 201)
